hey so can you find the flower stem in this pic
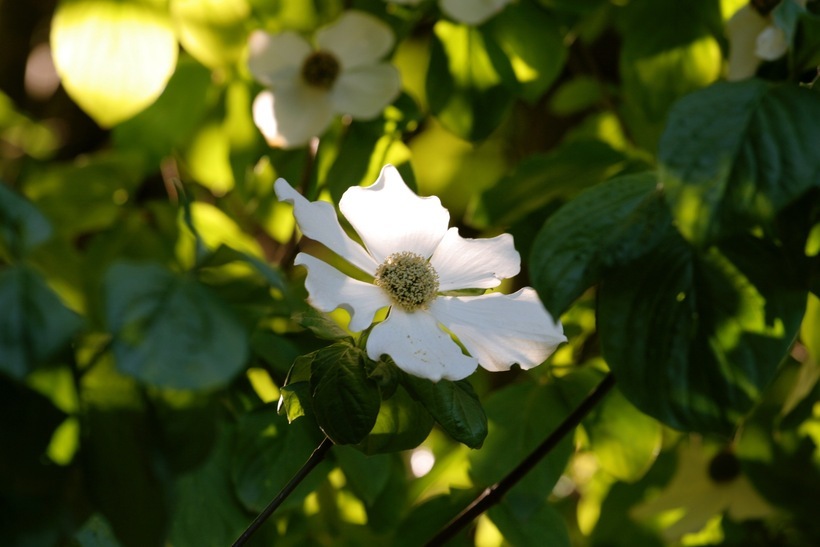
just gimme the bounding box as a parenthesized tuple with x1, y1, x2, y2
(232, 436, 333, 547)
(424, 372, 616, 546)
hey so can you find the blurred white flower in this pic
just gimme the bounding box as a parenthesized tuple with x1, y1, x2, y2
(726, 0, 805, 80)
(248, 11, 401, 148)
(275, 165, 566, 382)
(384, 0, 512, 26)
(631, 438, 773, 540)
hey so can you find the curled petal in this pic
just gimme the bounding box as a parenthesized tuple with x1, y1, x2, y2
(366, 308, 478, 382)
(440, 0, 511, 26)
(294, 253, 390, 332)
(430, 288, 566, 372)
(274, 179, 378, 274)
(252, 86, 334, 149)
(339, 165, 450, 263)
(316, 11, 394, 69)
(331, 63, 401, 119)
(430, 228, 520, 291)
(247, 31, 310, 87)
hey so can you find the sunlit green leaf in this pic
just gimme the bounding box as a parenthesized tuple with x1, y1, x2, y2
(486, 0, 566, 103)
(0, 265, 82, 378)
(104, 261, 249, 390)
(170, 0, 251, 69)
(659, 80, 820, 245)
(310, 342, 381, 444)
(427, 20, 516, 141)
(51, 0, 178, 127)
(530, 172, 670, 317)
(599, 231, 806, 434)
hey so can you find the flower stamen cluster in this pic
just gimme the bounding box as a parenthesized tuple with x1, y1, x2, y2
(375, 252, 440, 311)
(301, 51, 340, 89)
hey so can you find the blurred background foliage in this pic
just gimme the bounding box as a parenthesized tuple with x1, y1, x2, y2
(1, 0, 819, 545)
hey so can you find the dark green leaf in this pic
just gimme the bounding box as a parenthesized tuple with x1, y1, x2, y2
(0, 183, 52, 258)
(426, 20, 516, 141)
(197, 244, 287, 290)
(73, 514, 123, 547)
(0, 265, 82, 378)
(170, 425, 252, 547)
(488, 496, 570, 547)
(530, 172, 670, 317)
(394, 488, 482, 547)
(599, 231, 806, 434)
(402, 375, 487, 448)
(310, 342, 381, 444)
(477, 140, 645, 227)
(469, 380, 574, 493)
(334, 445, 392, 506)
(104, 261, 249, 390)
(231, 404, 329, 512)
(356, 383, 434, 454)
(659, 80, 820, 245)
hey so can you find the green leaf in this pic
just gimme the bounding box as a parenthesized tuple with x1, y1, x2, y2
(426, 20, 516, 141)
(104, 261, 249, 390)
(402, 375, 487, 448)
(310, 342, 381, 445)
(598, 231, 806, 434)
(334, 446, 392, 506)
(659, 80, 820, 245)
(73, 514, 123, 547)
(394, 488, 482, 547)
(488, 497, 570, 547)
(293, 308, 352, 341)
(0, 265, 82, 378)
(231, 404, 329, 512)
(0, 183, 52, 258)
(356, 384, 434, 454)
(618, 0, 722, 148)
(113, 58, 214, 163)
(279, 353, 315, 422)
(170, 0, 251, 69)
(170, 425, 251, 547)
(50, 0, 178, 127)
(469, 380, 574, 493)
(477, 139, 645, 227)
(529, 172, 670, 317)
(486, 0, 566, 103)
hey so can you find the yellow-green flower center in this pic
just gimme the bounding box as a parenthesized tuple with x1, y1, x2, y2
(375, 252, 439, 312)
(301, 51, 340, 89)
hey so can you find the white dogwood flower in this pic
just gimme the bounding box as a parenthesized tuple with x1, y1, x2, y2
(726, 0, 805, 81)
(383, 0, 511, 26)
(275, 165, 566, 382)
(248, 11, 401, 148)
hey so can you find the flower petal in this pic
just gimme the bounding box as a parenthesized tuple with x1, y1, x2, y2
(274, 179, 379, 274)
(294, 253, 390, 332)
(316, 11, 394, 69)
(367, 307, 478, 381)
(439, 0, 511, 26)
(339, 165, 450, 263)
(726, 5, 769, 81)
(330, 63, 401, 119)
(247, 30, 310, 87)
(430, 228, 520, 291)
(252, 85, 333, 149)
(430, 288, 565, 372)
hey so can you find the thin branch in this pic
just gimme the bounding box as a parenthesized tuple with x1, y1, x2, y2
(425, 373, 617, 546)
(232, 436, 333, 547)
